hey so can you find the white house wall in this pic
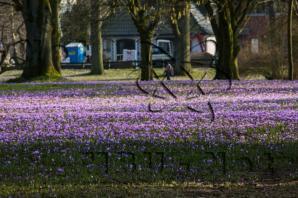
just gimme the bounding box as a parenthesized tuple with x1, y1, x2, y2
(103, 36, 215, 63)
(103, 37, 140, 62)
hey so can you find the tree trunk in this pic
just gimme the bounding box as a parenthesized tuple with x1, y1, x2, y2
(51, 0, 62, 73)
(288, 0, 294, 80)
(90, 0, 104, 75)
(214, 16, 240, 80)
(140, 33, 153, 81)
(22, 0, 61, 79)
(173, 0, 191, 75)
(268, 1, 281, 79)
(180, 0, 191, 73)
(10, 7, 18, 63)
(174, 37, 182, 74)
(21, 0, 61, 79)
(294, 13, 298, 79)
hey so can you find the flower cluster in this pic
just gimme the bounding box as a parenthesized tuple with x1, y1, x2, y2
(0, 80, 297, 145)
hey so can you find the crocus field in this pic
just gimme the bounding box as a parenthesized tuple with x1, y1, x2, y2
(0, 80, 297, 194)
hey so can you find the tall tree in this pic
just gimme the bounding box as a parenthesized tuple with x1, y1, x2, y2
(203, 0, 259, 80)
(126, 0, 165, 81)
(90, 0, 104, 75)
(169, 0, 192, 75)
(12, 0, 62, 79)
(288, 0, 294, 80)
(268, 0, 281, 79)
(51, 0, 62, 73)
(90, 0, 117, 75)
(294, 0, 298, 79)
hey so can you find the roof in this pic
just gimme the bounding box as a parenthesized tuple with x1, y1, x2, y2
(66, 42, 84, 48)
(102, 11, 139, 37)
(102, 6, 214, 37)
(102, 10, 174, 37)
(190, 4, 214, 35)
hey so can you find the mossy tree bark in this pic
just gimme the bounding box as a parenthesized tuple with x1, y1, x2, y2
(215, 12, 240, 79)
(205, 0, 258, 80)
(170, 0, 192, 75)
(20, 0, 61, 79)
(51, 0, 62, 73)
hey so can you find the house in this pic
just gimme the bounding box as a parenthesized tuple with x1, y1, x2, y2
(101, 4, 215, 65)
(240, 2, 286, 54)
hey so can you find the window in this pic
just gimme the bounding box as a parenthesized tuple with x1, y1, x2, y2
(116, 39, 136, 61)
(158, 42, 170, 54)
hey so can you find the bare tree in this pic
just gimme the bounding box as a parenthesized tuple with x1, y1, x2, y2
(288, 0, 294, 80)
(0, 0, 63, 79)
(90, 0, 117, 75)
(169, 0, 192, 75)
(294, 0, 298, 79)
(61, 0, 90, 44)
(124, 0, 166, 80)
(200, 0, 260, 80)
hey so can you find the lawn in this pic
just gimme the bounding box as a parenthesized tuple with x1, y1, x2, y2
(0, 68, 265, 82)
(0, 71, 296, 196)
(0, 68, 217, 82)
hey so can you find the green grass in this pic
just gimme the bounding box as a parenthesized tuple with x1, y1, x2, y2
(1, 181, 297, 197)
(0, 68, 268, 83)
(0, 68, 216, 83)
(0, 138, 297, 196)
(0, 83, 105, 92)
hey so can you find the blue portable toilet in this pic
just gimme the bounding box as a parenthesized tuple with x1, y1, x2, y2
(65, 43, 85, 64)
